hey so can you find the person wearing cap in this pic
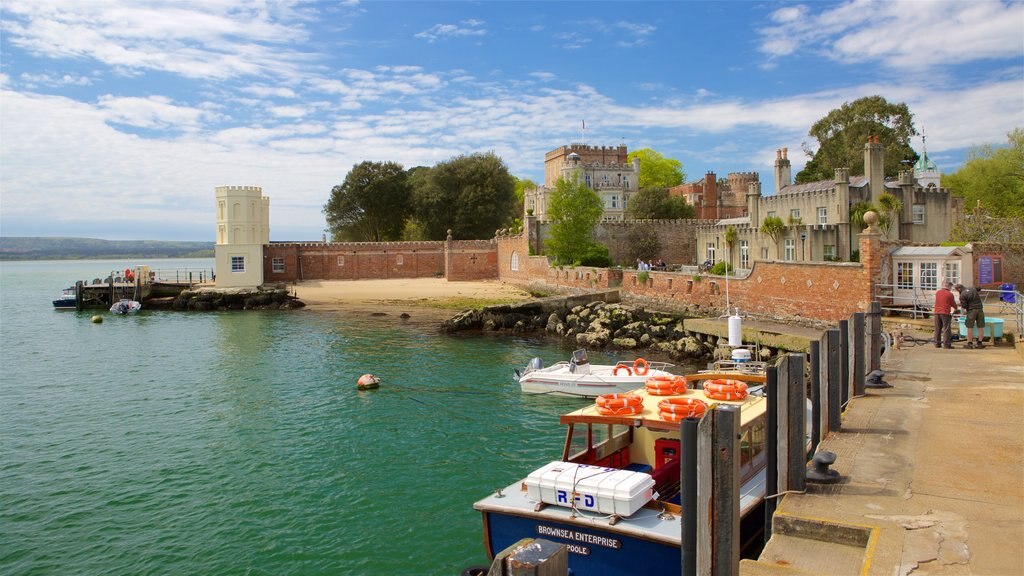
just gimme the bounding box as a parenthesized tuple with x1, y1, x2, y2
(933, 281, 956, 349)
(955, 284, 986, 349)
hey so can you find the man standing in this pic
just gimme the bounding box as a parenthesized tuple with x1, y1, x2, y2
(956, 284, 986, 349)
(933, 281, 956, 349)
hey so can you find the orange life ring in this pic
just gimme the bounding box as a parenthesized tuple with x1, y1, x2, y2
(595, 404, 644, 416)
(633, 358, 650, 376)
(645, 375, 688, 396)
(612, 364, 633, 376)
(596, 393, 643, 410)
(658, 397, 707, 421)
(703, 379, 748, 401)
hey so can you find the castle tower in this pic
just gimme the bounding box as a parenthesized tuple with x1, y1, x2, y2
(863, 136, 886, 203)
(773, 148, 791, 193)
(913, 133, 940, 189)
(215, 185, 269, 288)
(747, 181, 762, 226)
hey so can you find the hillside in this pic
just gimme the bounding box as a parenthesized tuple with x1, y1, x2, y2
(0, 237, 215, 261)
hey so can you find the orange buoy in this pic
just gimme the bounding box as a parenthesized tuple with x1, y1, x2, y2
(596, 393, 643, 410)
(703, 379, 748, 401)
(357, 374, 380, 390)
(633, 357, 650, 376)
(645, 375, 688, 395)
(658, 397, 707, 421)
(612, 364, 633, 376)
(595, 404, 645, 416)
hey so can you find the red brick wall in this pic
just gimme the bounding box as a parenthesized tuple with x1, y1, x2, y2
(264, 240, 497, 282)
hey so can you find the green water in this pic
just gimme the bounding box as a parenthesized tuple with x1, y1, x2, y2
(1, 259, 679, 575)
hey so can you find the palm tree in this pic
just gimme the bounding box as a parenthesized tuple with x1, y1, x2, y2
(724, 225, 737, 269)
(761, 216, 785, 259)
(877, 192, 903, 237)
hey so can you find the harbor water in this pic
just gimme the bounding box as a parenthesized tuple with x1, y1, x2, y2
(0, 259, 688, 575)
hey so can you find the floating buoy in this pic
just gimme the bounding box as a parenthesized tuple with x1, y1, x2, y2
(357, 374, 380, 390)
(91, 315, 103, 323)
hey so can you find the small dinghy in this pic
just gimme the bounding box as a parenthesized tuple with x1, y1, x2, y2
(110, 299, 142, 315)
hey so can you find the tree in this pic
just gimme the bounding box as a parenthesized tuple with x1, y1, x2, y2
(942, 128, 1024, 218)
(796, 95, 918, 184)
(411, 152, 517, 240)
(545, 176, 604, 265)
(627, 148, 686, 189)
(877, 192, 903, 236)
(949, 204, 1024, 244)
(849, 201, 877, 232)
(323, 161, 410, 241)
(760, 215, 785, 259)
(626, 188, 695, 219)
(724, 225, 738, 268)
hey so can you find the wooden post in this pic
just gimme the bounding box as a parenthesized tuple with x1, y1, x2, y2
(868, 301, 882, 374)
(852, 312, 866, 397)
(809, 340, 821, 454)
(838, 319, 850, 408)
(784, 353, 807, 492)
(681, 417, 699, 576)
(697, 411, 713, 575)
(75, 280, 84, 312)
(710, 405, 741, 576)
(504, 538, 568, 576)
(826, 329, 842, 432)
(775, 357, 791, 492)
(763, 365, 778, 544)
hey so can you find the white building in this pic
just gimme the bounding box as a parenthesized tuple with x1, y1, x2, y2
(214, 185, 270, 288)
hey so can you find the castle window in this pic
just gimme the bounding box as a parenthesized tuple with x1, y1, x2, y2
(767, 211, 776, 218)
(511, 251, 520, 272)
(396, 255, 404, 266)
(818, 207, 827, 224)
(740, 240, 749, 268)
(706, 243, 716, 262)
(823, 245, 835, 260)
(762, 247, 769, 260)
(611, 195, 619, 209)
(790, 209, 801, 220)
(272, 258, 285, 273)
(912, 205, 925, 224)
(337, 256, 345, 267)
(231, 256, 245, 273)
(784, 239, 795, 261)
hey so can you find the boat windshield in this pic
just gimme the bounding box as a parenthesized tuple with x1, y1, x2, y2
(565, 422, 632, 467)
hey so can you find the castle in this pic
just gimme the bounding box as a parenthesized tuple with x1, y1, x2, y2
(525, 144, 640, 222)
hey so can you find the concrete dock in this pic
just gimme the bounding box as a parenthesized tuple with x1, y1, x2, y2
(742, 333, 1024, 574)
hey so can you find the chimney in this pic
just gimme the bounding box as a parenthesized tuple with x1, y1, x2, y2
(704, 172, 718, 220)
(863, 136, 885, 203)
(774, 147, 792, 193)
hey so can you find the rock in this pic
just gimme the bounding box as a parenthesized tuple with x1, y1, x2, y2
(545, 313, 561, 332)
(683, 337, 703, 356)
(640, 333, 651, 346)
(613, 337, 638, 349)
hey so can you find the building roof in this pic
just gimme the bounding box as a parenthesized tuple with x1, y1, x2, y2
(717, 216, 750, 226)
(914, 152, 938, 174)
(892, 246, 963, 257)
(778, 176, 867, 194)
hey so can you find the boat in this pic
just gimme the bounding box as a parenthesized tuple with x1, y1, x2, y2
(475, 370, 782, 576)
(514, 349, 677, 398)
(110, 299, 142, 315)
(53, 287, 77, 310)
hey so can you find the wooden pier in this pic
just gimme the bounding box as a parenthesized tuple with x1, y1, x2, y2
(69, 266, 214, 311)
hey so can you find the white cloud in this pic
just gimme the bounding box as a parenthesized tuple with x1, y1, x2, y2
(414, 20, 487, 42)
(759, 0, 1024, 69)
(97, 95, 223, 131)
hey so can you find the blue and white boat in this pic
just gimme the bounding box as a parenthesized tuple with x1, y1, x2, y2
(110, 299, 142, 315)
(515, 350, 676, 398)
(53, 287, 77, 310)
(474, 371, 772, 576)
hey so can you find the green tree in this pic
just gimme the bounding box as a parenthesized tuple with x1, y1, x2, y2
(849, 201, 877, 232)
(877, 192, 903, 236)
(942, 128, 1024, 218)
(546, 176, 604, 265)
(796, 95, 918, 184)
(724, 225, 738, 268)
(411, 152, 516, 240)
(323, 161, 410, 241)
(626, 188, 695, 219)
(760, 215, 785, 259)
(627, 148, 686, 189)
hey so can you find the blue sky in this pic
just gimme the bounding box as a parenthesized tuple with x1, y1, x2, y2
(1, 0, 1022, 241)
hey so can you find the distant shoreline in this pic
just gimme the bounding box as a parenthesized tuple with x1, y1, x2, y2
(0, 236, 213, 261)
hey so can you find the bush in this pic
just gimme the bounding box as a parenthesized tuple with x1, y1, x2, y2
(637, 271, 649, 284)
(578, 243, 611, 268)
(710, 261, 733, 275)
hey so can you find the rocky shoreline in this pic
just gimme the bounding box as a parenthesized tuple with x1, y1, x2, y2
(442, 298, 773, 363)
(145, 286, 306, 311)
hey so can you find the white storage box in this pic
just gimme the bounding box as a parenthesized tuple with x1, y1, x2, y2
(524, 461, 657, 517)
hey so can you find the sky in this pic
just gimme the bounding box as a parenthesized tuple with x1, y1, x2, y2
(1, 0, 1022, 242)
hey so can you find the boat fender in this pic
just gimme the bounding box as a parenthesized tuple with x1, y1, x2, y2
(357, 374, 380, 390)
(633, 357, 650, 376)
(612, 364, 633, 376)
(91, 315, 103, 324)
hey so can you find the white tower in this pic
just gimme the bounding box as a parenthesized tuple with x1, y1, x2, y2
(215, 185, 269, 288)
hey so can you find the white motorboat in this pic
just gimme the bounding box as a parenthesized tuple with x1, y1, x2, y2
(514, 350, 676, 398)
(110, 299, 142, 315)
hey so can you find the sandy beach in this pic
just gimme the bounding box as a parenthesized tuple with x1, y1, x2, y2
(293, 278, 533, 316)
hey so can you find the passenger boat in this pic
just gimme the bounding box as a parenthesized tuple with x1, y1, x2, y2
(475, 371, 774, 576)
(53, 287, 77, 310)
(514, 349, 676, 398)
(110, 299, 142, 315)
